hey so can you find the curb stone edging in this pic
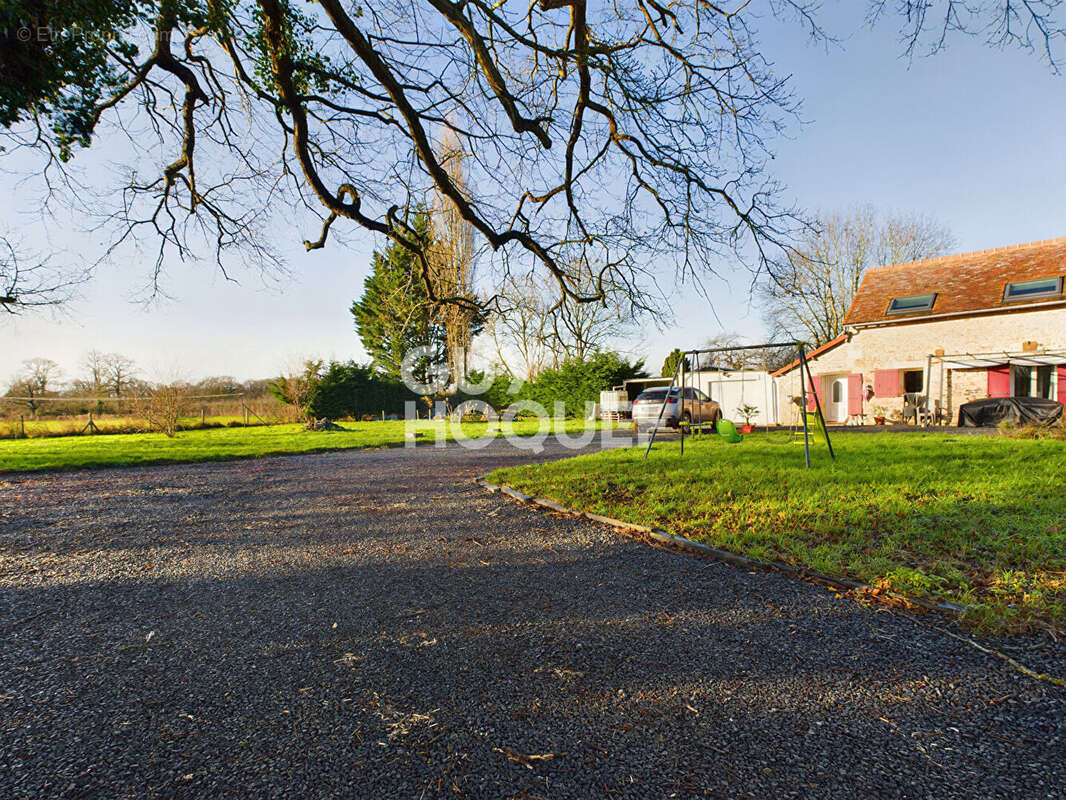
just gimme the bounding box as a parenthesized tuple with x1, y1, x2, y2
(499, 485, 532, 502)
(475, 473, 967, 618)
(587, 511, 651, 533)
(533, 497, 570, 513)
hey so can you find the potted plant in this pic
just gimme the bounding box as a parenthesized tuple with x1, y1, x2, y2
(736, 403, 759, 434)
(871, 402, 889, 425)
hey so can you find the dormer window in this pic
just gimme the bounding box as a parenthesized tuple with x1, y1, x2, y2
(886, 293, 936, 315)
(1003, 276, 1063, 302)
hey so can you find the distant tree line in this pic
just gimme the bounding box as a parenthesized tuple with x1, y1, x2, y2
(2, 352, 275, 419)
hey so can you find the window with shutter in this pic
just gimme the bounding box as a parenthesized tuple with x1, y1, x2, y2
(873, 369, 900, 397)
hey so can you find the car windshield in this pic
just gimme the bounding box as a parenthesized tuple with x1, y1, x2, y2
(638, 389, 678, 401)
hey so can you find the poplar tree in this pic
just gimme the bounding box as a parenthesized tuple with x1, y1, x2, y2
(350, 208, 444, 382)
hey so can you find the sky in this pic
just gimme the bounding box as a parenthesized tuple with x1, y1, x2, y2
(2, 5, 1065, 384)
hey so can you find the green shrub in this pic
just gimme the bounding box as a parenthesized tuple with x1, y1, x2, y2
(517, 352, 646, 417)
(305, 361, 416, 420)
(457, 371, 516, 411)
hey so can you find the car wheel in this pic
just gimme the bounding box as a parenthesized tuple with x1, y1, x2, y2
(680, 411, 692, 433)
(711, 413, 721, 433)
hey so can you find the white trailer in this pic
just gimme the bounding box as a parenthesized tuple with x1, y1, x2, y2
(693, 370, 779, 426)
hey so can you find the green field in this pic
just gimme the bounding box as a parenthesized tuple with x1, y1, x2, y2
(489, 433, 1066, 634)
(0, 419, 609, 474)
(0, 414, 260, 439)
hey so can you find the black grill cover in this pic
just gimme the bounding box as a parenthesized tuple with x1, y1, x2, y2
(958, 397, 1064, 427)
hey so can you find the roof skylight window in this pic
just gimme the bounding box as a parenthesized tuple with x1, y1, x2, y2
(886, 293, 936, 315)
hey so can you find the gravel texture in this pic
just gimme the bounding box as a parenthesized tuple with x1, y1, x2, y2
(1, 436, 1064, 799)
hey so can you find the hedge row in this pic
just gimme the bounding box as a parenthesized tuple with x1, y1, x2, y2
(304, 352, 646, 420)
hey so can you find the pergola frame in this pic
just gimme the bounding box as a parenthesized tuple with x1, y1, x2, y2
(643, 341, 835, 468)
(925, 347, 1066, 421)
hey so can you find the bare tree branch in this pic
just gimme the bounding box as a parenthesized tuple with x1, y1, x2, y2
(760, 206, 955, 345)
(1, 1, 1059, 311)
(0, 235, 86, 314)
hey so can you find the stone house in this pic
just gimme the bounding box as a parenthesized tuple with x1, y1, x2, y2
(773, 236, 1066, 424)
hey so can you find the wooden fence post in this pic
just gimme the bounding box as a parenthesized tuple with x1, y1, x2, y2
(81, 413, 100, 435)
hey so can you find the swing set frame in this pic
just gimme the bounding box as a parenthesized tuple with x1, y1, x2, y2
(642, 341, 835, 468)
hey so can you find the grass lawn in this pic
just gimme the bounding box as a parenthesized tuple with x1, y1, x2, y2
(489, 432, 1066, 634)
(0, 418, 610, 474)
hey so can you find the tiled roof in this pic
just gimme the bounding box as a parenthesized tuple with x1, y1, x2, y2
(843, 236, 1066, 326)
(771, 334, 848, 377)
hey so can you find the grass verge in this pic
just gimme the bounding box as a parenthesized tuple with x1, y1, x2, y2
(0, 418, 610, 474)
(488, 432, 1066, 635)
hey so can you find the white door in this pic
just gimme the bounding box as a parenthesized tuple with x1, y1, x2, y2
(827, 377, 848, 423)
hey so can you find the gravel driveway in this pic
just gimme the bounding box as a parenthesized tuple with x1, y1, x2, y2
(1, 437, 1063, 799)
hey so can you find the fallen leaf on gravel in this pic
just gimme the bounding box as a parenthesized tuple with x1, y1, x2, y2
(533, 665, 584, 680)
(334, 653, 363, 667)
(377, 707, 437, 739)
(493, 747, 562, 769)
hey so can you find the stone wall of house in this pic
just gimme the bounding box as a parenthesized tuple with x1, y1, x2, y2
(775, 305, 1066, 423)
(947, 369, 989, 411)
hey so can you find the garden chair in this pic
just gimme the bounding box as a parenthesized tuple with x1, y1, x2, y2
(901, 393, 924, 425)
(902, 393, 936, 426)
(930, 399, 947, 426)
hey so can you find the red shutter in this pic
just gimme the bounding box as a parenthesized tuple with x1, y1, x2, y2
(1057, 366, 1066, 402)
(847, 373, 863, 416)
(873, 369, 900, 397)
(987, 366, 1011, 398)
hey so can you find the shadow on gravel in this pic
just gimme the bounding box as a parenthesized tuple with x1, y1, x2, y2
(3, 546, 1064, 799)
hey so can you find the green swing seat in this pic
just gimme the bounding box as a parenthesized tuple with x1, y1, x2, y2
(716, 418, 744, 443)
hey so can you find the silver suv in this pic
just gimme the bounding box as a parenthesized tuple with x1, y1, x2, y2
(631, 387, 721, 433)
